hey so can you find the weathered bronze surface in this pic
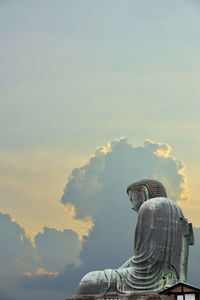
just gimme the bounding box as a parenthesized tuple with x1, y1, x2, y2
(77, 179, 194, 296)
(67, 291, 168, 299)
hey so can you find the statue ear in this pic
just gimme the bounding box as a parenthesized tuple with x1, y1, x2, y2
(140, 186, 149, 202)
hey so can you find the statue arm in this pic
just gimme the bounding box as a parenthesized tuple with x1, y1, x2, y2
(188, 222, 194, 245)
(182, 218, 194, 246)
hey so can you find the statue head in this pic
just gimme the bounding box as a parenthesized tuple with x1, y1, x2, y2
(127, 179, 167, 212)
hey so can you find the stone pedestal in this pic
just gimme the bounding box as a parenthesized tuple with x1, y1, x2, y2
(67, 292, 168, 300)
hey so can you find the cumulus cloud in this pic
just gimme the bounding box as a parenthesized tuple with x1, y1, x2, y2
(61, 138, 190, 220)
(34, 227, 81, 272)
(0, 211, 81, 275)
(61, 145, 106, 219)
(0, 212, 38, 277)
(0, 212, 38, 299)
(0, 211, 81, 299)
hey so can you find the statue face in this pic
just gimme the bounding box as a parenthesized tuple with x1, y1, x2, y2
(128, 190, 141, 212)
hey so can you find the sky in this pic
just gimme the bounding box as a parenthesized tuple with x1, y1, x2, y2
(0, 0, 200, 299)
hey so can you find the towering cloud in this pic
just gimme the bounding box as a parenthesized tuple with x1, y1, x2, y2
(61, 138, 190, 220)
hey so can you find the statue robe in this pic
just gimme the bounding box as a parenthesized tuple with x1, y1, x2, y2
(78, 197, 192, 295)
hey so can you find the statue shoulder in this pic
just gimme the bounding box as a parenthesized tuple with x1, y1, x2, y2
(139, 197, 181, 213)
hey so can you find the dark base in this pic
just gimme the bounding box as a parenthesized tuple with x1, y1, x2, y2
(67, 292, 167, 300)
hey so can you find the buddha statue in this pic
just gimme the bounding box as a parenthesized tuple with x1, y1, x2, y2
(78, 179, 194, 295)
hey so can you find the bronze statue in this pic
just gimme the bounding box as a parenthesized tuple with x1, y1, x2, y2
(78, 179, 194, 295)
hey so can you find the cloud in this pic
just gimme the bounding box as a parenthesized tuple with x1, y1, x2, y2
(0, 211, 82, 299)
(34, 227, 81, 272)
(61, 138, 190, 220)
(0, 212, 38, 277)
(0, 212, 38, 299)
(21, 264, 82, 295)
(25, 268, 59, 277)
(61, 145, 106, 220)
